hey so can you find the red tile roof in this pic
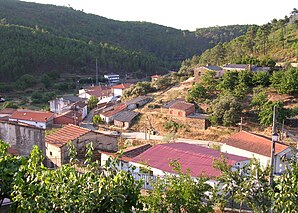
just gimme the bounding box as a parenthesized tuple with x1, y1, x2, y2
(10, 110, 54, 122)
(151, 75, 161, 78)
(169, 101, 194, 111)
(101, 103, 127, 117)
(85, 85, 111, 98)
(222, 131, 288, 157)
(131, 143, 248, 178)
(111, 83, 133, 89)
(46, 124, 91, 147)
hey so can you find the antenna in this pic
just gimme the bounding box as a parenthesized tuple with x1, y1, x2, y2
(96, 58, 99, 85)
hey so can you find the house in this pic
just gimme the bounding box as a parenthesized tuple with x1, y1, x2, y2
(151, 75, 161, 82)
(251, 66, 271, 72)
(111, 83, 133, 97)
(125, 96, 152, 110)
(222, 64, 253, 71)
(9, 110, 54, 129)
(104, 74, 120, 84)
(130, 143, 249, 178)
(53, 110, 83, 126)
(78, 85, 112, 100)
(49, 96, 85, 114)
(168, 101, 195, 117)
(221, 131, 297, 174)
(97, 96, 119, 109)
(99, 103, 127, 123)
(0, 120, 45, 156)
(45, 124, 118, 168)
(194, 65, 224, 82)
(113, 111, 139, 129)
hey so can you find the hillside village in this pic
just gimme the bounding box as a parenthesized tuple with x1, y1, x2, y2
(0, 2, 298, 212)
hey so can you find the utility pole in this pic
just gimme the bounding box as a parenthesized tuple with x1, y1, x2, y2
(270, 105, 278, 186)
(96, 58, 99, 86)
(270, 105, 278, 213)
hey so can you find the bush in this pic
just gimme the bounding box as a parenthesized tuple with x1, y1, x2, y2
(16, 74, 36, 90)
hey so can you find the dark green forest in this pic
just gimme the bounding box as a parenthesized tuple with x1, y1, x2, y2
(0, 0, 249, 82)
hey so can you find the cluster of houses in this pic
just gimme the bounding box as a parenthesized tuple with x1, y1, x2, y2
(1, 70, 297, 191)
(101, 130, 297, 189)
(194, 64, 272, 82)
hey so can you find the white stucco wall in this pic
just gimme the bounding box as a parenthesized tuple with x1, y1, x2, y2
(221, 144, 271, 167)
(9, 118, 47, 129)
(113, 88, 123, 97)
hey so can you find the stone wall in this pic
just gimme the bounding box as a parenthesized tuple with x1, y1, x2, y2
(0, 121, 45, 156)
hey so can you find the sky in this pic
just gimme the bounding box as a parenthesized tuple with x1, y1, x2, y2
(23, 0, 297, 31)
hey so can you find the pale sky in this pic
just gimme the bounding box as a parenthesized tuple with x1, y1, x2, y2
(23, 0, 297, 31)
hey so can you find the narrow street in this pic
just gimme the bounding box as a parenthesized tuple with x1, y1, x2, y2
(80, 108, 97, 130)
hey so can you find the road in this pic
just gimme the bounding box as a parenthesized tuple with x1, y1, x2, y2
(80, 108, 97, 130)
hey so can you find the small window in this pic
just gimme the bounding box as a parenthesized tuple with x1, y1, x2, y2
(50, 151, 53, 156)
(198, 71, 201, 76)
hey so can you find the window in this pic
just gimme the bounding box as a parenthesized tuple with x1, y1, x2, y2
(50, 151, 53, 156)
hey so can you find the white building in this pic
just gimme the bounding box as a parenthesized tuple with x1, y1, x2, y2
(9, 110, 54, 129)
(220, 131, 297, 175)
(104, 74, 120, 84)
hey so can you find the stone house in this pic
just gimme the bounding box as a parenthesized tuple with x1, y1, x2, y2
(9, 110, 54, 129)
(45, 124, 118, 168)
(168, 101, 195, 117)
(125, 96, 152, 110)
(113, 111, 139, 129)
(0, 120, 45, 156)
(194, 65, 223, 82)
(49, 96, 84, 114)
(99, 103, 127, 123)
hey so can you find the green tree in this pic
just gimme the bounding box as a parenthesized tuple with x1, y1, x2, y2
(274, 156, 298, 212)
(201, 70, 217, 91)
(259, 101, 288, 126)
(16, 74, 36, 90)
(252, 71, 270, 86)
(217, 71, 239, 92)
(251, 86, 268, 111)
(2, 101, 18, 109)
(143, 160, 212, 213)
(210, 94, 241, 126)
(10, 144, 142, 212)
(41, 74, 51, 88)
(186, 83, 207, 102)
(0, 141, 26, 206)
(87, 96, 98, 110)
(92, 114, 103, 125)
(213, 157, 272, 212)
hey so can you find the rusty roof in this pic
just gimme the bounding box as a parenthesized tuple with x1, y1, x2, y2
(131, 143, 248, 178)
(10, 110, 54, 122)
(169, 101, 194, 111)
(222, 131, 288, 157)
(46, 124, 91, 148)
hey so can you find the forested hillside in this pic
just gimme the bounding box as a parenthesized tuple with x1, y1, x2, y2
(197, 14, 298, 66)
(0, 24, 160, 81)
(0, 0, 249, 81)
